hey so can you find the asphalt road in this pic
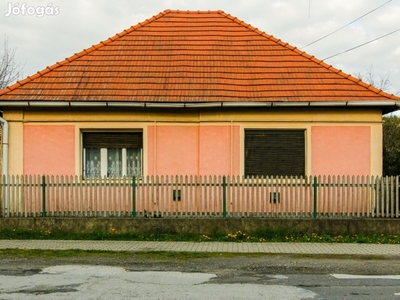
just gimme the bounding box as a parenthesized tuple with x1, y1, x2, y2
(1, 253, 400, 299)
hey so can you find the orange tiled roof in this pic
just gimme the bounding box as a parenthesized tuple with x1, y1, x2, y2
(0, 9, 399, 103)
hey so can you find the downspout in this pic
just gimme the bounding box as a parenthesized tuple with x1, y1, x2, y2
(0, 116, 8, 216)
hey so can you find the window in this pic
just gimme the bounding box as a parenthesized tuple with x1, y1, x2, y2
(245, 129, 305, 177)
(83, 132, 143, 177)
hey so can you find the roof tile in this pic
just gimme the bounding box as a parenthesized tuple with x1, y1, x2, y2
(0, 9, 399, 102)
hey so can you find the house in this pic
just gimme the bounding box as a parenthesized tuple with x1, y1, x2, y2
(0, 9, 399, 179)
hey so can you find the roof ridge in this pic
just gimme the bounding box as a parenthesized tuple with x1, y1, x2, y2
(217, 10, 400, 101)
(165, 9, 222, 14)
(0, 10, 171, 96)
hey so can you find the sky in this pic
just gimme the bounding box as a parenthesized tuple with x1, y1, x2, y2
(1, 0, 399, 96)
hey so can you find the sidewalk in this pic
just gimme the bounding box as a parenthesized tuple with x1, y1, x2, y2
(1, 240, 400, 257)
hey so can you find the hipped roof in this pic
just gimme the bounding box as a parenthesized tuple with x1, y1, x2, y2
(1, 9, 399, 107)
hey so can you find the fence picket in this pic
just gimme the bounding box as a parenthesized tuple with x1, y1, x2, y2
(389, 176, 394, 218)
(188, 176, 192, 217)
(14, 175, 19, 217)
(207, 175, 211, 217)
(388, 176, 392, 218)
(355, 176, 360, 218)
(297, 176, 302, 217)
(360, 176, 364, 217)
(275, 176, 280, 217)
(13, 176, 19, 217)
(396, 176, 400, 218)
(214, 175, 217, 217)
(21, 175, 26, 218)
(381, 176, 385, 218)
(159, 175, 164, 218)
(374, 176, 378, 218)
(1, 174, 399, 219)
(165, 175, 170, 217)
(367, 175, 371, 217)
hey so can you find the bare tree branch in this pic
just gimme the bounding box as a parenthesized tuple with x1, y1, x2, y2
(355, 65, 392, 92)
(0, 35, 24, 89)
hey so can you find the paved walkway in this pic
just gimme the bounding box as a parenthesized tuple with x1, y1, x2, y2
(1, 240, 400, 257)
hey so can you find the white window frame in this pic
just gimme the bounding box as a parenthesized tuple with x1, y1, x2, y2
(82, 131, 143, 178)
(83, 148, 143, 177)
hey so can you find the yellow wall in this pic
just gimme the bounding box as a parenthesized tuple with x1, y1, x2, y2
(5, 110, 24, 175)
(16, 107, 382, 123)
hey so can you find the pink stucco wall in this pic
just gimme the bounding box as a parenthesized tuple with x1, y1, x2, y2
(148, 125, 240, 176)
(311, 126, 370, 176)
(199, 126, 240, 175)
(151, 126, 199, 175)
(24, 125, 75, 175)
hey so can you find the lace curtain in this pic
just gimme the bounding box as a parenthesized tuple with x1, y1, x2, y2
(85, 148, 141, 177)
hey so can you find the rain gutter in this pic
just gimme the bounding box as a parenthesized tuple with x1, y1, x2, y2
(0, 100, 399, 108)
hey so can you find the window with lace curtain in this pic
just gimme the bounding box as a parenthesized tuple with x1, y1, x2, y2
(82, 132, 142, 178)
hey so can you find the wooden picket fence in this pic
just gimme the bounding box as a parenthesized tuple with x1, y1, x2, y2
(0, 175, 399, 218)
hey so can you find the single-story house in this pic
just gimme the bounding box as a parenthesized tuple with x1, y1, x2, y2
(1, 9, 399, 179)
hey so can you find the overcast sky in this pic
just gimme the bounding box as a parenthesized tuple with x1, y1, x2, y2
(1, 0, 399, 96)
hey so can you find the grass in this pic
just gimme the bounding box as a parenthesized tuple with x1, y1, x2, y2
(1, 228, 399, 244)
(0, 249, 246, 262)
(0, 249, 390, 261)
(0, 249, 254, 260)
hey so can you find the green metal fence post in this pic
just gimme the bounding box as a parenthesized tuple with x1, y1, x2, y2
(222, 176, 227, 218)
(132, 176, 136, 218)
(42, 175, 46, 217)
(313, 176, 317, 218)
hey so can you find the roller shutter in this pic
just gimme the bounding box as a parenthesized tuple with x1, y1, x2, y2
(245, 129, 305, 177)
(83, 132, 143, 149)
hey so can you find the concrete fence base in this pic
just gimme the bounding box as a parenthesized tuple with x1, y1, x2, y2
(0, 218, 399, 236)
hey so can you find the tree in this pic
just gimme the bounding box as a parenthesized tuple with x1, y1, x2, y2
(355, 65, 392, 92)
(383, 116, 400, 176)
(357, 66, 400, 175)
(0, 35, 23, 90)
